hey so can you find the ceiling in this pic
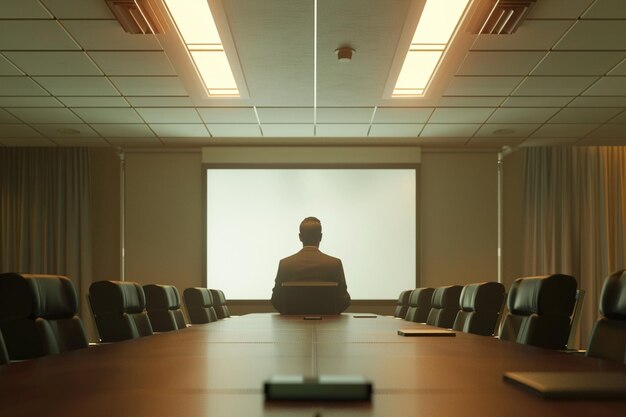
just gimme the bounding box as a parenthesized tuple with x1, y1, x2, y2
(0, 0, 625, 149)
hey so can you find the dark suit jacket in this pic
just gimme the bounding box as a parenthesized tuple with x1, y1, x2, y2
(271, 246, 351, 314)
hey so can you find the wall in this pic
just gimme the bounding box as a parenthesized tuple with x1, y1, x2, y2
(91, 148, 503, 316)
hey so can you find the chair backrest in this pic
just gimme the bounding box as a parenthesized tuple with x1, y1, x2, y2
(89, 280, 153, 342)
(209, 289, 231, 318)
(426, 285, 463, 328)
(393, 290, 412, 318)
(0, 273, 88, 360)
(498, 274, 577, 349)
(143, 284, 186, 332)
(279, 282, 340, 315)
(183, 288, 218, 324)
(404, 287, 434, 322)
(586, 270, 626, 364)
(452, 282, 505, 336)
(0, 329, 9, 366)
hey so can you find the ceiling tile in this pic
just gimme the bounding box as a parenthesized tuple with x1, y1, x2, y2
(531, 124, 599, 138)
(207, 124, 261, 137)
(471, 20, 573, 51)
(0, 55, 23, 76)
(149, 124, 210, 138)
(582, 0, 626, 18)
(373, 108, 433, 123)
(502, 96, 574, 107)
(315, 124, 369, 137)
(429, 108, 494, 123)
(0, 21, 79, 50)
(4, 52, 102, 76)
(0, 0, 52, 18)
(31, 124, 99, 137)
(72, 108, 142, 123)
(0, 77, 49, 96)
(91, 124, 155, 137)
(583, 77, 626, 96)
(555, 21, 626, 50)
(531, 52, 625, 76)
(0, 137, 56, 146)
(7, 108, 82, 124)
(457, 52, 546, 76)
(475, 124, 540, 138)
(0, 109, 20, 124)
(316, 108, 374, 123)
(527, 0, 595, 18)
(109, 77, 187, 96)
(0, 124, 43, 138)
(568, 97, 626, 107)
(609, 110, 626, 123)
(513, 77, 597, 96)
(0, 97, 62, 107)
(53, 137, 110, 146)
(609, 59, 626, 75)
(549, 107, 622, 123)
(444, 77, 522, 96)
(198, 108, 257, 123)
(420, 124, 481, 138)
(262, 124, 314, 137)
(488, 108, 559, 123)
(34, 77, 119, 96)
(436, 97, 505, 107)
(126, 97, 193, 107)
(587, 124, 626, 138)
(88, 52, 177, 76)
(41, 0, 114, 18)
(257, 108, 313, 123)
(62, 20, 162, 51)
(136, 108, 201, 123)
(106, 137, 163, 147)
(57, 96, 130, 107)
(369, 124, 422, 137)
(521, 138, 580, 146)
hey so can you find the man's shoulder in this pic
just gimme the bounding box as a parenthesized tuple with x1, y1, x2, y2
(281, 248, 342, 264)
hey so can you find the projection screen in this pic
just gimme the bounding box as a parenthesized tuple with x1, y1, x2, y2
(206, 168, 416, 300)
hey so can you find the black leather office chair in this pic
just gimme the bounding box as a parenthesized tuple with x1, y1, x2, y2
(498, 274, 577, 349)
(404, 287, 435, 322)
(209, 289, 231, 319)
(453, 282, 505, 336)
(0, 273, 88, 360)
(394, 290, 412, 318)
(143, 284, 186, 332)
(586, 269, 626, 364)
(89, 280, 153, 342)
(279, 282, 341, 315)
(426, 285, 463, 328)
(183, 287, 218, 324)
(0, 329, 9, 365)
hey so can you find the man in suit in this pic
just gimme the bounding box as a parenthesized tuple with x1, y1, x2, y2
(271, 217, 351, 314)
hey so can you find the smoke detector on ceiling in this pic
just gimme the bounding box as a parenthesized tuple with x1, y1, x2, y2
(335, 47, 355, 62)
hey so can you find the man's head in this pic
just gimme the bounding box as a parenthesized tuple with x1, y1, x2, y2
(299, 217, 322, 247)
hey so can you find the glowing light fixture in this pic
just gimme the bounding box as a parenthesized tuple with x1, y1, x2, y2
(163, 0, 239, 97)
(393, 0, 471, 97)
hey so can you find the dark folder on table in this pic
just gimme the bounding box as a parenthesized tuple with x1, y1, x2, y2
(503, 371, 626, 399)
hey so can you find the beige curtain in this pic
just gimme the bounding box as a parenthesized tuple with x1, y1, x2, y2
(0, 148, 93, 337)
(523, 146, 626, 347)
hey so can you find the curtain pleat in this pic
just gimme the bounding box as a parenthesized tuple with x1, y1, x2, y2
(0, 148, 92, 336)
(523, 146, 626, 348)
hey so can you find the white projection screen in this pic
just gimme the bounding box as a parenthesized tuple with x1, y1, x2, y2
(206, 168, 417, 299)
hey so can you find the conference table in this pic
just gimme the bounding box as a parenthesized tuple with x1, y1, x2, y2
(1, 313, 625, 416)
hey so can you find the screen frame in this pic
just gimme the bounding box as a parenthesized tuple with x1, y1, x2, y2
(201, 163, 421, 301)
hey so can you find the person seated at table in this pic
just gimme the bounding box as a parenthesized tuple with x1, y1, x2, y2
(271, 217, 351, 314)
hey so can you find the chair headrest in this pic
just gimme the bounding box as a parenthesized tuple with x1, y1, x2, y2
(408, 287, 434, 308)
(89, 280, 146, 314)
(508, 274, 577, 317)
(600, 269, 626, 320)
(397, 290, 412, 305)
(209, 289, 227, 306)
(459, 282, 505, 313)
(183, 287, 213, 308)
(0, 273, 78, 320)
(431, 285, 462, 309)
(143, 284, 181, 310)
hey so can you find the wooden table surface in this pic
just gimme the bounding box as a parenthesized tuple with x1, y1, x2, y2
(1, 313, 625, 417)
